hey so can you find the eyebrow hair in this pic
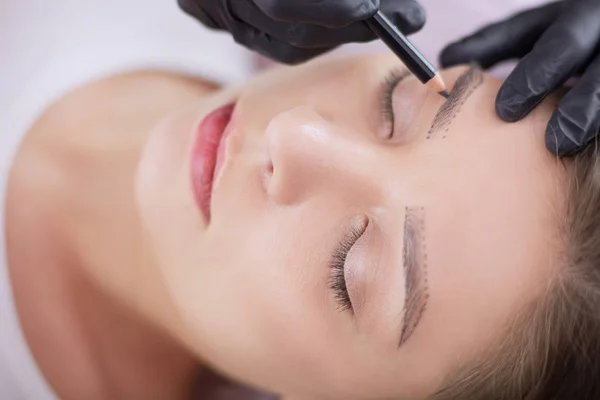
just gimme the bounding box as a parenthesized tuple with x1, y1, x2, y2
(428, 64, 484, 137)
(399, 207, 429, 347)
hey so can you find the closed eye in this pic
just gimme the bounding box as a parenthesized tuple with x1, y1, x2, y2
(328, 217, 369, 313)
(379, 67, 411, 139)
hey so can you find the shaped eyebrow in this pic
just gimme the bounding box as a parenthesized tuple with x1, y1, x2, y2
(399, 207, 429, 347)
(427, 65, 484, 138)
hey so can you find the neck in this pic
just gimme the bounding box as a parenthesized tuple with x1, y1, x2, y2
(7, 70, 217, 399)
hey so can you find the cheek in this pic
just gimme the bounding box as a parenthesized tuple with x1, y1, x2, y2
(208, 208, 324, 325)
(203, 207, 380, 390)
(181, 220, 330, 393)
(234, 57, 395, 136)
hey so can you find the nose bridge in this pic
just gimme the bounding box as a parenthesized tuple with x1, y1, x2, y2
(265, 106, 375, 204)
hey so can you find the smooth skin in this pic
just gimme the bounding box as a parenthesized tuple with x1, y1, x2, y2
(7, 54, 567, 400)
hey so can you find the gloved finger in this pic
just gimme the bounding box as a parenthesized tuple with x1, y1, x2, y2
(231, 0, 424, 49)
(440, 1, 562, 69)
(379, 0, 426, 35)
(231, 22, 337, 64)
(253, 0, 380, 27)
(230, 1, 375, 48)
(178, 0, 222, 30)
(178, 0, 336, 63)
(546, 54, 600, 157)
(246, 36, 335, 64)
(496, 0, 600, 123)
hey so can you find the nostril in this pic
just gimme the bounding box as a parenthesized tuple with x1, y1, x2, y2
(264, 106, 334, 204)
(261, 160, 274, 192)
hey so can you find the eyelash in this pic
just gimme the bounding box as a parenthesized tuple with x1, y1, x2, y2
(329, 220, 369, 312)
(379, 69, 408, 139)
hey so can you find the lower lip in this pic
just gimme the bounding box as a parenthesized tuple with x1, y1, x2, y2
(190, 103, 236, 222)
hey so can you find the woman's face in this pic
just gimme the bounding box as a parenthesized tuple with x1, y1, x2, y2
(137, 54, 566, 399)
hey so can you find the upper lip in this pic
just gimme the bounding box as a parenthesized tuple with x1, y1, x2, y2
(190, 102, 236, 222)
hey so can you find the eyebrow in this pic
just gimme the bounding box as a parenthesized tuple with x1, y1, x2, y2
(399, 207, 429, 347)
(428, 64, 484, 137)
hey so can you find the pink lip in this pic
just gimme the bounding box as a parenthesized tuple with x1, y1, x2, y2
(190, 103, 236, 222)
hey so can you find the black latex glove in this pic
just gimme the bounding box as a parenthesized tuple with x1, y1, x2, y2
(178, 0, 425, 65)
(440, 0, 600, 156)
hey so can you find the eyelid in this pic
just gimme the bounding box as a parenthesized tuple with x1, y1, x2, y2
(379, 68, 410, 139)
(328, 216, 369, 312)
(343, 217, 378, 313)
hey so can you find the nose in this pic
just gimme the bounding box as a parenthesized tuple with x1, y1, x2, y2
(265, 106, 375, 205)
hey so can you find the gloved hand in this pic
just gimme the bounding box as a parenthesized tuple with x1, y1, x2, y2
(440, 0, 600, 156)
(178, 0, 426, 65)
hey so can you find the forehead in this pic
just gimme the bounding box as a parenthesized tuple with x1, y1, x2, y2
(390, 69, 567, 381)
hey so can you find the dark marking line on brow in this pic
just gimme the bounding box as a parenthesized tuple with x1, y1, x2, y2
(427, 65, 484, 140)
(399, 207, 430, 347)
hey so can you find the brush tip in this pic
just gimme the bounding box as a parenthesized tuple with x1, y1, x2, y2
(439, 89, 450, 99)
